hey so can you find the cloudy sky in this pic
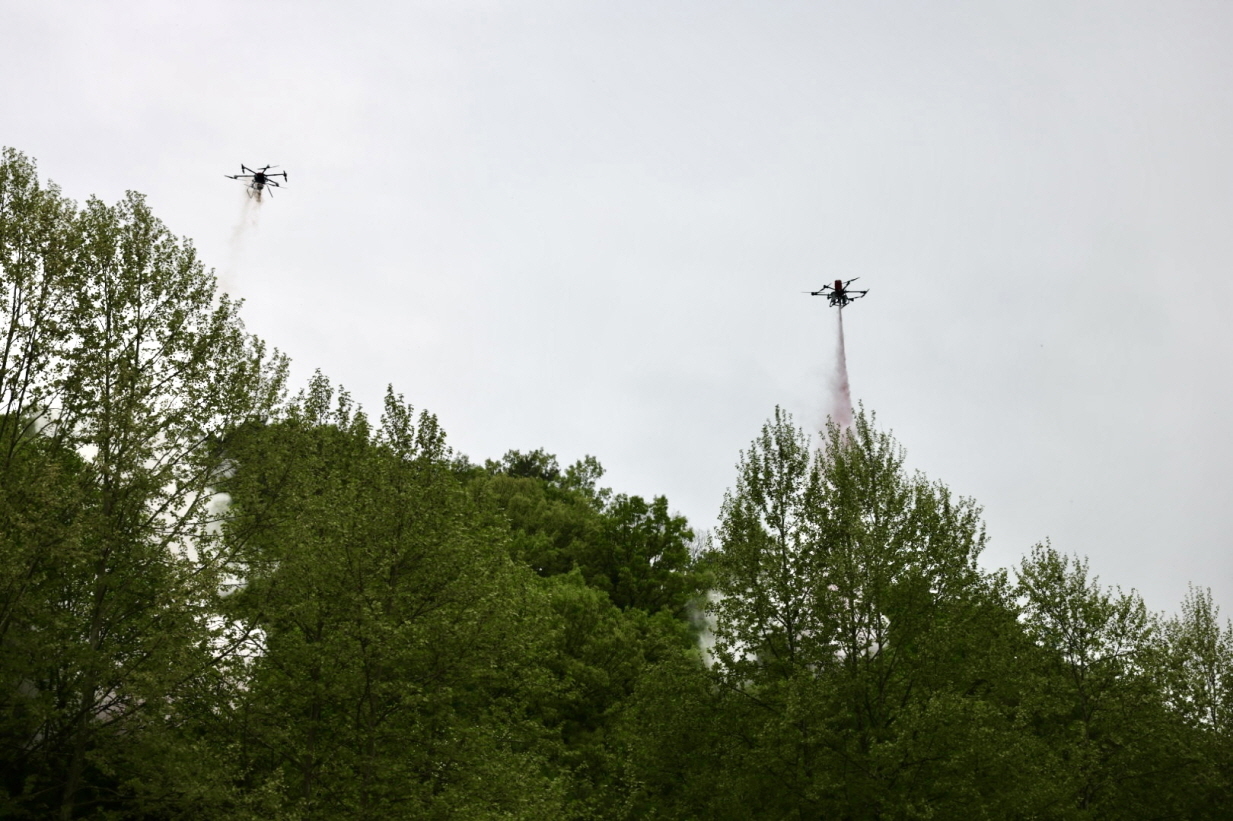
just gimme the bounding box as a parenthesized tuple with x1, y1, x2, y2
(4, 1, 1231, 615)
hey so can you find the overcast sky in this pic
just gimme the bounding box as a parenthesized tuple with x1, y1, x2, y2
(4, 1, 1232, 616)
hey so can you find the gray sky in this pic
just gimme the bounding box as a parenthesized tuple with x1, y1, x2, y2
(4, 1, 1232, 616)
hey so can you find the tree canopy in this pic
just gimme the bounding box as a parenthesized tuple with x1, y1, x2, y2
(2, 147, 1231, 818)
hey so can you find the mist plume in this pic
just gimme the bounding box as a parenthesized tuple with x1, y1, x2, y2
(831, 307, 853, 429)
(220, 191, 260, 296)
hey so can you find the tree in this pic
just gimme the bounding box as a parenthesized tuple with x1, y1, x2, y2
(1017, 546, 1229, 818)
(593, 493, 694, 614)
(1157, 585, 1233, 734)
(213, 377, 568, 819)
(463, 449, 703, 816)
(471, 450, 700, 616)
(1154, 586, 1233, 814)
(702, 407, 1040, 819)
(470, 450, 607, 578)
(0, 148, 287, 818)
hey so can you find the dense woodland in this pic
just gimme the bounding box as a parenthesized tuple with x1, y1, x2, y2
(1, 147, 1232, 819)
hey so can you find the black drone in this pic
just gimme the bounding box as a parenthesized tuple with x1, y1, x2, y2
(225, 164, 287, 199)
(809, 278, 869, 308)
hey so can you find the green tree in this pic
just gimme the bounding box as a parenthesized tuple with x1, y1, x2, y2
(463, 449, 702, 816)
(1157, 585, 1233, 735)
(0, 148, 287, 818)
(1154, 586, 1233, 814)
(592, 494, 694, 614)
(471, 450, 607, 579)
(214, 376, 567, 819)
(699, 408, 1041, 819)
(1017, 546, 1227, 819)
(471, 450, 700, 616)
(531, 571, 694, 816)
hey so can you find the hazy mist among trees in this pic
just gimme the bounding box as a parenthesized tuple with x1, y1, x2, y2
(3, 148, 1232, 819)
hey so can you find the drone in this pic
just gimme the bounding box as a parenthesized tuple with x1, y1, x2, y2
(809, 278, 868, 308)
(225, 164, 287, 199)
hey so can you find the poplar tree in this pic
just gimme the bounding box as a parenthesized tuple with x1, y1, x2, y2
(1155, 586, 1233, 813)
(0, 148, 287, 818)
(1016, 546, 1223, 818)
(704, 408, 1034, 818)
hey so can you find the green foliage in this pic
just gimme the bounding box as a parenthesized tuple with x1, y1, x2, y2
(463, 449, 703, 815)
(1015, 546, 1227, 818)
(472, 450, 606, 578)
(0, 147, 287, 819)
(4, 147, 1233, 818)
(212, 375, 567, 818)
(696, 408, 1040, 818)
(471, 449, 701, 617)
(1153, 586, 1233, 813)
(1157, 585, 1233, 731)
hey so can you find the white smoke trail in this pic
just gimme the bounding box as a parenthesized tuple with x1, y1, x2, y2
(219, 190, 261, 297)
(832, 307, 853, 429)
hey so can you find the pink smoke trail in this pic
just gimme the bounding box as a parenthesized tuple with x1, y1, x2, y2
(833, 307, 853, 429)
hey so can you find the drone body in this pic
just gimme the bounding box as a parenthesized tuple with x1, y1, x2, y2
(226, 164, 287, 199)
(810, 278, 868, 308)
